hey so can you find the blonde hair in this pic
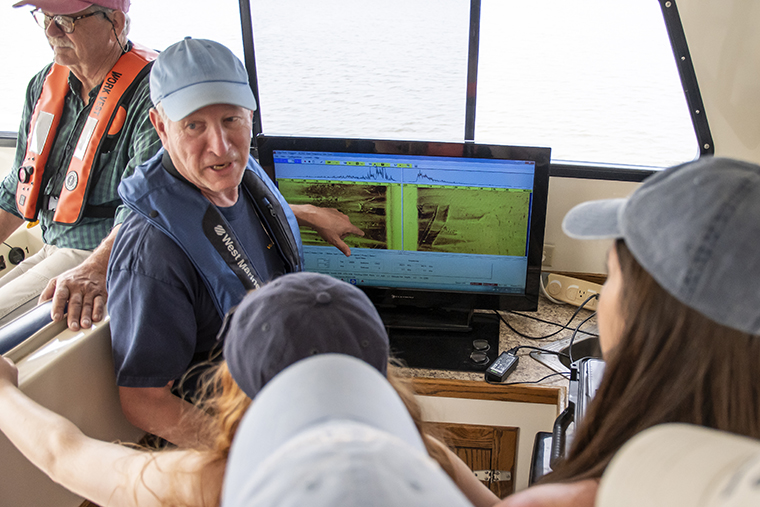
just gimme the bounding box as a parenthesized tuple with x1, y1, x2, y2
(144, 358, 456, 506)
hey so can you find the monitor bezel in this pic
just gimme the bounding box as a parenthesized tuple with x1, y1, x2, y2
(256, 134, 551, 313)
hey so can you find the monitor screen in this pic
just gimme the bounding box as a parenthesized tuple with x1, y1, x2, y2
(256, 136, 550, 323)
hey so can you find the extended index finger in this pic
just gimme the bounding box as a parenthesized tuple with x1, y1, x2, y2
(333, 236, 352, 257)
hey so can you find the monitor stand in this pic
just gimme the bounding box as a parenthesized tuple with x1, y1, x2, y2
(380, 308, 500, 372)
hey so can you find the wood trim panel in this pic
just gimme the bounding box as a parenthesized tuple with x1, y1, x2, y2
(411, 377, 561, 405)
(437, 423, 495, 448)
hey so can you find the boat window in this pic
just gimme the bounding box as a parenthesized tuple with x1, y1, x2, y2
(0, 7, 52, 139)
(129, 1, 245, 69)
(248, 0, 470, 142)
(0, 0, 245, 139)
(246, 0, 698, 171)
(475, 0, 698, 169)
(2, 0, 702, 173)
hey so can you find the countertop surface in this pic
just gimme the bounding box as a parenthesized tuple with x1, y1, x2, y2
(402, 294, 599, 395)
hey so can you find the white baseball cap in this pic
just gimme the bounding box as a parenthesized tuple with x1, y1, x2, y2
(221, 354, 473, 507)
(598, 424, 760, 507)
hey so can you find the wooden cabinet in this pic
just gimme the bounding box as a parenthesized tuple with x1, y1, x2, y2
(430, 421, 519, 497)
(412, 377, 562, 495)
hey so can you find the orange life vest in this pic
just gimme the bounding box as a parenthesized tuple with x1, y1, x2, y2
(16, 44, 157, 224)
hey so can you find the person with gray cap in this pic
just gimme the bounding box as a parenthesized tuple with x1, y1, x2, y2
(0, 272, 490, 507)
(0, 0, 161, 330)
(492, 156, 760, 507)
(106, 38, 363, 447)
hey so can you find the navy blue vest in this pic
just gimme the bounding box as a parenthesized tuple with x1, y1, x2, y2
(119, 149, 303, 317)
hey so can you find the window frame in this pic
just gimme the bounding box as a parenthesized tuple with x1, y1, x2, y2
(240, 0, 710, 183)
(2, 0, 710, 183)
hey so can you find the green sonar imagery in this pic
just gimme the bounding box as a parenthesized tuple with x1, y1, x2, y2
(278, 180, 393, 249)
(278, 179, 531, 256)
(414, 186, 530, 256)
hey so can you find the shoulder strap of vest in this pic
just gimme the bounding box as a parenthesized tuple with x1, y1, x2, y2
(53, 43, 158, 225)
(241, 170, 302, 271)
(16, 65, 69, 220)
(121, 152, 303, 317)
(161, 154, 266, 316)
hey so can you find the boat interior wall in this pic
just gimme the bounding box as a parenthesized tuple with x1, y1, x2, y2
(543, 177, 640, 274)
(0, 316, 145, 507)
(678, 0, 760, 164)
(0, 146, 11, 174)
(0, 225, 43, 280)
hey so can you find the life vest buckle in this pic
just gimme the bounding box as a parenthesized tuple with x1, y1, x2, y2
(18, 166, 33, 184)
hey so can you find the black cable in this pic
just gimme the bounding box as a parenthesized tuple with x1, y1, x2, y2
(507, 345, 571, 360)
(485, 371, 570, 386)
(567, 295, 599, 364)
(494, 294, 598, 340)
(507, 311, 600, 337)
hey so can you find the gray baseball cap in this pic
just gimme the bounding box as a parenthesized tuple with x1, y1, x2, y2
(562, 156, 760, 335)
(150, 38, 257, 121)
(221, 272, 390, 398)
(221, 354, 473, 507)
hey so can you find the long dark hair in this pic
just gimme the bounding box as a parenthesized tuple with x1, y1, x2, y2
(546, 240, 760, 482)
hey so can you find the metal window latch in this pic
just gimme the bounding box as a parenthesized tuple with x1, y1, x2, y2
(473, 470, 512, 482)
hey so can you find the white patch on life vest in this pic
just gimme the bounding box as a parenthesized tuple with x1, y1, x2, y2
(30, 111, 55, 155)
(65, 171, 79, 191)
(73, 116, 98, 160)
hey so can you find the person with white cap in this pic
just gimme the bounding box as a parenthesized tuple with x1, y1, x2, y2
(220, 354, 475, 507)
(0, 0, 161, 330)
(0, 272, 491, 506)
(492, 156, 760, 506)
(597, 423, 760, 507)
(106, 38, 363, 447)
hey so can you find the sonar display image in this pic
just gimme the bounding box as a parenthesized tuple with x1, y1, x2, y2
(278, 178, 532, 256)
(414, 186, 530, 256)
(277, 180, 393, 249)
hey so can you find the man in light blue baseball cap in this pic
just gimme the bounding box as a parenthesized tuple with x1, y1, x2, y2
(107, 38, 363, 447)
(149, 37, 257, 121)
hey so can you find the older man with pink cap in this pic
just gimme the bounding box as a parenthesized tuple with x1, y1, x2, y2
(0, 0, 160, 329)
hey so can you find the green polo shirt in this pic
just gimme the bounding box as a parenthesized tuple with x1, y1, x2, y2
(0, 44, 160, 250)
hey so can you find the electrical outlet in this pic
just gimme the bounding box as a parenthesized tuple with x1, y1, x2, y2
(545, 273, 601, 310)
(542, 244, 555, 267)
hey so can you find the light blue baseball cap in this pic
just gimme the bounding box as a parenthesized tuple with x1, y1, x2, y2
(150, 37, 257, 121)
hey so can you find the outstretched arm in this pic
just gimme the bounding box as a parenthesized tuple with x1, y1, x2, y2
(0, 356, 222, 507)
(290, 204, 364, 256)
(39, 224, 120, 331)
(494, 480, 599, 507)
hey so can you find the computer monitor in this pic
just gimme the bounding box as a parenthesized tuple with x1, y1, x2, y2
(257, 135, 550, 370)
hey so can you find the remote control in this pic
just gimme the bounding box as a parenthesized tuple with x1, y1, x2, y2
(485, 352, 519, 382)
